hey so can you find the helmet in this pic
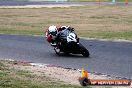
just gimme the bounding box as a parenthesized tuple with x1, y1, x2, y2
(48, 25, 58, 36)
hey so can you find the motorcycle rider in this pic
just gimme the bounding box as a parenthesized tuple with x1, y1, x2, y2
(45, 25, 89, 57)
(45, 25, 74, 46)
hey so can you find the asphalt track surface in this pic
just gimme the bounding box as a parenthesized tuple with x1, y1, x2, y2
(0, 34, 132, 79)
(0, 1, 132, 6)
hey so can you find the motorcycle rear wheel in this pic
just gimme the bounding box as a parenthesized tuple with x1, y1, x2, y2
(79, 43, 90, 57)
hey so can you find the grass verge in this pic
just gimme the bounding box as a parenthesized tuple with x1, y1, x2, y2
(77, 30, 132, 40)
(0, 5, 132, 40)
(0, 60, 84, 88)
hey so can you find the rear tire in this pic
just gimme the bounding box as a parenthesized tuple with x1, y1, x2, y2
(82, 49, 89, 57)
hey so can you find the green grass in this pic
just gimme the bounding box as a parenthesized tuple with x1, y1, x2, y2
(0, 5, 132, 40)
(0, 60, 86, 88)
(77, 30, 132, 40)
(0, 28, 43, 35)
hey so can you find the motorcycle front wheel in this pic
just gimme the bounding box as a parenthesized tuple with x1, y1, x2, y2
(54, 47, 61, 55)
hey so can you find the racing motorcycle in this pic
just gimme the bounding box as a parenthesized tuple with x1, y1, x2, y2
(53, 30, 90, 57)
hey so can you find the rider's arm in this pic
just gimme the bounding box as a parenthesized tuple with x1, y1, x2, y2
(47, 35, 52, 43)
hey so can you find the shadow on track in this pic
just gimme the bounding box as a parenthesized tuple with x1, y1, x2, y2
(52, 53, 91, 59)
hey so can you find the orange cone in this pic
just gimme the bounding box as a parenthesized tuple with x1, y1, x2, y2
(85, 70, 89, 78)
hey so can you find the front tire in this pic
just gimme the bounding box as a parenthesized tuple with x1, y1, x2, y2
(54, 47, 60, 55)
(79, 43, 90, 57)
